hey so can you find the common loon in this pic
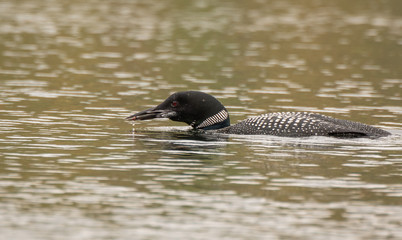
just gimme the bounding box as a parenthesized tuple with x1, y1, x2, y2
(126, 91, 390, 138)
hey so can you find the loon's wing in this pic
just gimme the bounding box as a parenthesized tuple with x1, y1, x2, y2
(305, 113, 390, 138)
(217, 112, 390, 138)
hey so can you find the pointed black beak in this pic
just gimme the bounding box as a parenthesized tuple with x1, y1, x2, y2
(125, 107, 177, 121)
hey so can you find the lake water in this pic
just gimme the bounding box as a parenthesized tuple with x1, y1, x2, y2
(0, 0, 402, 239)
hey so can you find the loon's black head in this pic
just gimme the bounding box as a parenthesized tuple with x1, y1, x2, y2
(126, 91, 230, 130)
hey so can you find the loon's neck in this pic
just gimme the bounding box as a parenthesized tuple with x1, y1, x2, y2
(198, 118, 230, 130)
(192, 109, 230, 130)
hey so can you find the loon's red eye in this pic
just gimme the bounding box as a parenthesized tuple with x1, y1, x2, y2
(171, 101, 179, 107)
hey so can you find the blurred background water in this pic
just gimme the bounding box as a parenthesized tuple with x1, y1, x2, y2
(0, 0, 402, 239)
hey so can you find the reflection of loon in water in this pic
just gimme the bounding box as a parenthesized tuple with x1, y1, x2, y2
(126, 91, 391, 139)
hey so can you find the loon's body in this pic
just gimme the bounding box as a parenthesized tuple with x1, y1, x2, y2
(126, 91, 390, 138)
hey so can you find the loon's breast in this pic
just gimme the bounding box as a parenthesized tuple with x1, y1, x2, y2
(215, 112, 390, 138)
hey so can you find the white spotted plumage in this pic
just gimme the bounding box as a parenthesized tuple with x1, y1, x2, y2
(216, 111, 389, 137)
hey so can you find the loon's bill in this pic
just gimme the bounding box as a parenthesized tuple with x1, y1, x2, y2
(126, 91, 391, 138)
(126, 108, 177, 121)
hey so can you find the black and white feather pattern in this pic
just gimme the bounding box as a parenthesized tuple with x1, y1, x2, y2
(195, 109, 229, 129)
(217, 112, 389, 138)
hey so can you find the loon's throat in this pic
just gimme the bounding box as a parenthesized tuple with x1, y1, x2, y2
(192, 109, 230, 130)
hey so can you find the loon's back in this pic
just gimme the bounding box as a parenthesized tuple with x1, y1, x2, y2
(216, 112, 390, 138)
